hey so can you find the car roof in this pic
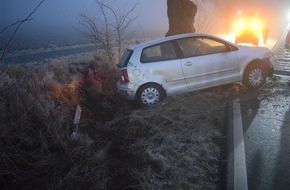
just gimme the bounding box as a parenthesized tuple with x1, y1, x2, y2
(129, 33, 235, 50)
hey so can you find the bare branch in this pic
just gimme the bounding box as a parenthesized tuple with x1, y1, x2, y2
(79, 0, 137, 63)
(0, 0, 46, 63)
(0, 19, 32, 34)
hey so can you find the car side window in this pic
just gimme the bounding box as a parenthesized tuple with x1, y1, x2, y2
(141, 41, 177, 63)
(201, 38, 227, 54)
(178, 37, 227, 57)
(178, 38, 203, 57)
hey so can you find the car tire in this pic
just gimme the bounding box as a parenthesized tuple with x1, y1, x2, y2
(243, 64, 267, 90)
(136, 83, 166, 106)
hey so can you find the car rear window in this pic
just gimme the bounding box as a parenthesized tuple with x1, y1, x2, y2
(118, 49, 133, 68)
(141, 41, 177, 63)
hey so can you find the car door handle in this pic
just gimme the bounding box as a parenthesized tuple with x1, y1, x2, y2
(184, 62, 193, 66)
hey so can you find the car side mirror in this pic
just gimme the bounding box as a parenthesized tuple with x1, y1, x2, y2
(226, 45, 238, 52)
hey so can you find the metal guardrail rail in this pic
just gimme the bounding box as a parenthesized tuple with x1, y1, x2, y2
(272, 24, 290, 55)
(271, 24, 290, 75)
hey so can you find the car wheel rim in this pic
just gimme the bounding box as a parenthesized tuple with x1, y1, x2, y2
(249, 68, 263, 86)
(141, 87, 160, 105)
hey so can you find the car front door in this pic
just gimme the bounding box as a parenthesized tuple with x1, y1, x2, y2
(177, 37, 240, 90)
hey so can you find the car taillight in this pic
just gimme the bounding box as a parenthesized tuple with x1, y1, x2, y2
(121, 69, 129, 83)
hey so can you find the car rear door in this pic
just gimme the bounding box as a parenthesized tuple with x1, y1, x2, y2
(177, 37, 240, 90)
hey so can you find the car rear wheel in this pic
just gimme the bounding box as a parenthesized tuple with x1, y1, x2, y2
(243, 64, 266, 90)
(136, 84, 165, 106)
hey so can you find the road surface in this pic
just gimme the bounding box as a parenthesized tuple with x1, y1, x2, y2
(231, 26, 290, 190)
(240, 76, 290, 190)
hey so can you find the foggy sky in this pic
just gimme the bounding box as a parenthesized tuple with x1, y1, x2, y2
(1, 0, 290, 47)
(0, 0, 168, 40)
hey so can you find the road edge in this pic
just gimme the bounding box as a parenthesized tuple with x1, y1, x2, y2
(226, 97, 248, 190)
(233, 98, 248, 190)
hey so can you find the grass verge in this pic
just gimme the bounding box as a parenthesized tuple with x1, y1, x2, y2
(0, 57, 230, 189)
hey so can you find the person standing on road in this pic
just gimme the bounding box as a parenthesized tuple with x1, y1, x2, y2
(285, 30, 290, 50)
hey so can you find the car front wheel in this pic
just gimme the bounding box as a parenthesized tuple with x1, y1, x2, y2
(243, 64, 266, 90)
(136, 83, 165, 106)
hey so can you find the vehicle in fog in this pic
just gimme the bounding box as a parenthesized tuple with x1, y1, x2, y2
(234, 11, 266, 46)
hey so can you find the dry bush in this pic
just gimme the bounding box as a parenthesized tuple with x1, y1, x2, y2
(0, 58, 120, 189)
(50, 80, 79, 106)
(76, 58, 123, 123)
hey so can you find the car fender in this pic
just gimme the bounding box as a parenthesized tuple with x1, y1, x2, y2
(131, 73, 167, 95)
(236, 46, 274, 75)
(126, 63, 168, 94)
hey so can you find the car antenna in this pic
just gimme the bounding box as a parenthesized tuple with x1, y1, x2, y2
(136, 41, 140, 44)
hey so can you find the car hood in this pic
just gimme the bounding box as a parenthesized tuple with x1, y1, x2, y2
(237, 45, 274, 59)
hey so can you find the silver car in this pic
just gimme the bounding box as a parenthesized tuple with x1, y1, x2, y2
(117, 33, 276, 105)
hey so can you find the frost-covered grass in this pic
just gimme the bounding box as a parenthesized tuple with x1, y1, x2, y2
(0, 55, 229, 189)
(3, 43, 95, 58)
(98, 90, 228, 189)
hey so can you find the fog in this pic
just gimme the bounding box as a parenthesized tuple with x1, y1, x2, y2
(0, 0, 168, 50)
(1, 0, 290, 50)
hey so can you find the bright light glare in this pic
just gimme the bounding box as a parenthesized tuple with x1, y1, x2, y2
(288, 11, 290, 21)
(236, 22, 245, 31)
(234, 18, 262, 31)
(251, 21, 261, 30)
